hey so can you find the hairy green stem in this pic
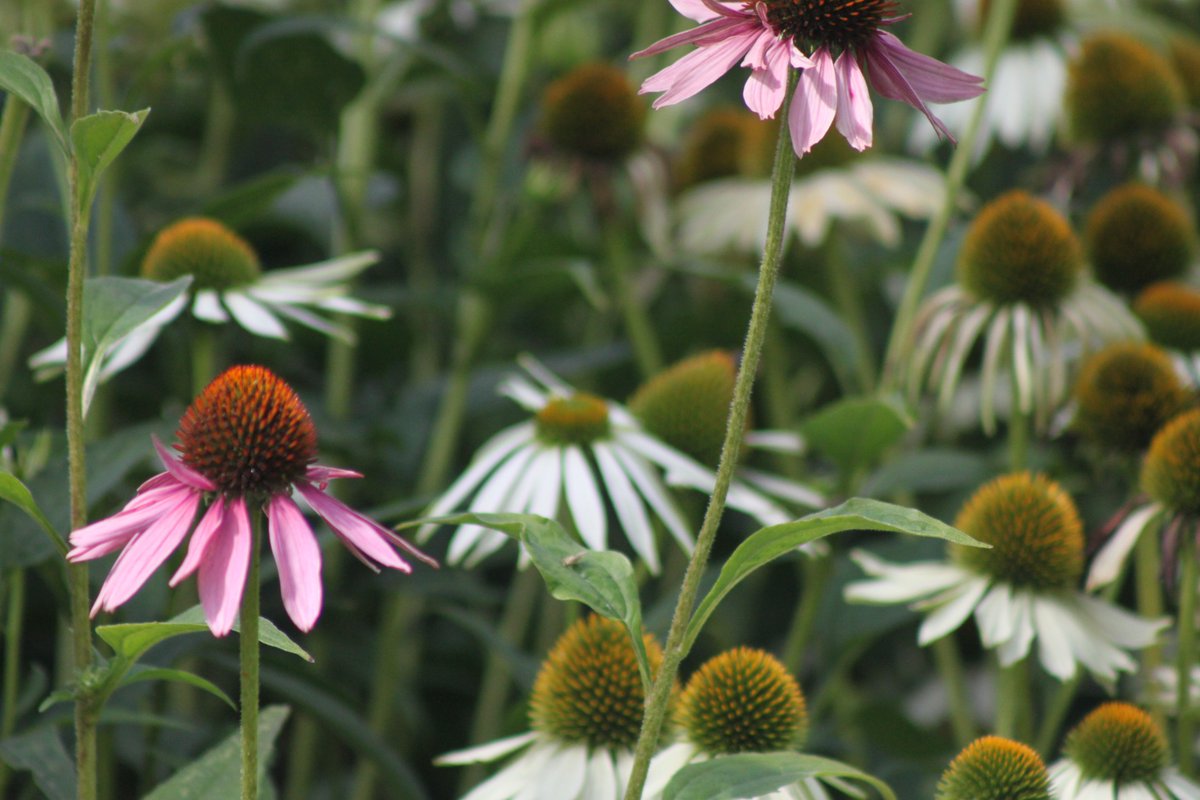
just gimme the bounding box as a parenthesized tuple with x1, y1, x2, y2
(622, 74, 797, 800)
(880, 0, 1017, 388)
(932, 636, 976, 748)
(1177, 532, 1197, 777)
(0, 570, 26, 797)
(604, 215, 662, 378)
(240, 512, 263, 800)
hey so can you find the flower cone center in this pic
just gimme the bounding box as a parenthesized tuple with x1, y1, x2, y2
(757, 0, 898, 52)
(1086, 184, 1195, 296)
(141, 217, 261, 291)
(953, 473, 1084, 590)
(1074, 342, 1189, 453)
(177, 365, 318, 496)
(936, 736, 1051, 800)
(1135, 282, 1200, 351)
(1142, 408, 1200, 515)
(630, 351, 737, 467)
(535, 394, 611, 445)
(541, 63, 645, 161)
(1065, 703, 1168, 785)
(529, 616, 663, 749)
(682, 647, 807, 755)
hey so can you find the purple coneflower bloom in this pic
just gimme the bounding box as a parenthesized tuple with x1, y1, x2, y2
(631, 0, 985, 156)
(67, 365, 434, 636)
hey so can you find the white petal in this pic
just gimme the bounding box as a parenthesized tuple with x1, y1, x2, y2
(593, 441, 658, 573)
(737, 467, 825, 509)
(563, 445, 607, 551)
(447, 443, 539, 564)
(917, 576, 988, 645)
(436, 731, 539, 765)
(1086, 504, 1161, 591)
(744, 429, 805, 453)
(223, 292, 289, 339)
(582, 749, 619, 800)
(1032, 595, 1081, 681)
(844, 551, 971, 604)
(610, 441, 693, 553)
(192, 289, 228, 322)
(975, 582, 1016, 649)
(534, 744, 587, 800)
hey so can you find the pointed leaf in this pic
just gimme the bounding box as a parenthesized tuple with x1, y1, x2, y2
(0, 50, 69, 153)
(0, 726, 76, 800)
(96, 605, 312, 664)
(664, 752, 895, 800)
(119, 666, 236, 709)
(801, 395, 913, 475)
(0, 471, 66, 555)
(405, 512, 653, 689)
(70, 108, 149, 214)
(682, 499, 987, 652)
(142, 705, 290, 800)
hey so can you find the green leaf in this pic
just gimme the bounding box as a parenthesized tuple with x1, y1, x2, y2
(407, 512, 653, 689)
(682, 499, 987, 652)
(70, 108, 149, 214)
(79, 275, 191, 415)
(862, 448, 992, 497)
(0, 50, 69, 153)
(120, 666, 236, 710)
(0, 471, 66, 555)
(143, 705, 290, 800)
(0, 726, 76, 800)
(801, 395, 913, 476)
(97, 605, 313, 664)
(663, 752, 895, 800)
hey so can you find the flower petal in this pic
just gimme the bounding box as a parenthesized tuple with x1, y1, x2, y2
(68, 481, 191, 561)
(223, 292, 289, 339)
(834, 52, 873, 150)
(639, 25, 760, 109)
(153, 436, 217, 491)
(197, 497, 252, 637)
(592, 441, 658, 573)
(742, 34, 792, 119)
(268, 494, 324, 632)
(435, 731, 539, 765)
(170, 496, 229, 586)
(789, 47, 837, 156)
(296, 483, 412, 571)
(1086, 504, 1160, 591)
(563, 445, 607, 551)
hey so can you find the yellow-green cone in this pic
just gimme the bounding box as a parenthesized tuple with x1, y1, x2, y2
(1085, 184, 1195, 295)
(1135, 282, 1200, 352)
(141, 217, 261, 291)
(1073, 342, 1190, 453)
(629, 351, 739, 467)
(1063, 703, 1168, 785)
(541, 63, 645, 161)
(1066, 32, 1184, 143)
(1142, 408, 1200, 515)
(936, 736, 1052, 800)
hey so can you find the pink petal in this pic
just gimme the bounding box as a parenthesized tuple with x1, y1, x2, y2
(789, 47, 837, 156)
(639, 26, 760, 109)
(197, 496, 252, 637)
(69, 481, 195, 561)
(870, 30, 984, 103)
(90, 490, 201, 615)
(834, 53, 873, 150)
(304, 464, 362, 486)
(630, 16, 747, 60)
(170, 496, 227, 587)
(669, 0, 743, 23)
(294, 483, 413, 571)
(742, 35, 792, 119)
(267, 495, 323, 632)
(153, 436, 217, 492)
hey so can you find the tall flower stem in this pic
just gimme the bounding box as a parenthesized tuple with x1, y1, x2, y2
(191, 327, 219, 397)
(995, 658, 1030, 741)
(1176, 532, 1197, 777)
(622, 74, 798, 800)
(604, 214, 663, 378)
(1134, 516, 1165, 728)
(240, 511, 263, 800)
(1008, 388, 1029, 471)
(0, 569, 26, 798)
(880, 0, 1017, 389)
(66, 3, 99, 798)
(932, 636, 976, 748)
(1035, 675, 1080, 756)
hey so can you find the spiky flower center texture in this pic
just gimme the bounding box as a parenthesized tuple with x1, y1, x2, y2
(1085, 184, 1195, 296)
(1135, 282, 1200, 351)
(757, 0, 898, 52)
(1073, 342, 1189, 453)
(177, 365, 317, 496)
(541, 63, 645, 161)
(535, 394, 612, 445)
(958, 191, 1082, 308)
(630, 351, 738, 467)
(1064, 703, 1168, 785)
(529, 616, 663, 749)
(980, 0, 1064, 42)
(141, 217, 261, 291)
(936, 736, 1051, 800)
(682, 647, 807, 755)
(954, 472, 1084, 590)
(1066, 32, 1184, 143)
(1143, 408, 1200, 515)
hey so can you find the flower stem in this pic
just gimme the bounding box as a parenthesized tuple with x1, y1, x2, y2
(880, 0, 1017, 389)
(604, 214, 663, 378)
(1008, 385, 1029, 471)
(1176, 531, 1197, 777)
(0, 569, 26, 798)
(1135, 515, 1166, 729)
(240, 511, 263, 800)
(191, 326, 219, 397)
(621, 74, 797, 800)
(1034, 675, 1079, 756)
(781, 555, 831, 675)
(932, 635, 976, 748)
(994, 657, 1030, 740)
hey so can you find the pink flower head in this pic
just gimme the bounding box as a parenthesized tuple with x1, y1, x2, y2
(67, 365, 435, 637)
(631, 0, 985, 156)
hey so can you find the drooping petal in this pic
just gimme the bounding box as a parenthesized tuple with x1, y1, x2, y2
(789, 47, 837, 155)
(669, 0, 743, 23)
(267, 494, 324, 632)
(916, 576, 988, 645)
(304, 464, 363, 485)
(743, 34, 794, 119)
(296, 482, 426, 570)
(197, 497, 252, 637)
(170, 495, 229, 586)
(435, 731, 539, 765)
(834, 52, 873, 150)
(562, 445, 607, 551)
(639, 26, 761, 109)
(153, 436, 217, 491)
(1086, 504, 1160, 591)
(631, 15, 748, 60)
(592, 441, 658, 573)
(223, 292, 289, 339)
(68, 481, 192, 561)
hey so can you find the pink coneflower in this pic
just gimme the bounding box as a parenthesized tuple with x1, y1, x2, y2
(67, 365, 435, 636)
(631, 0, 985, 156)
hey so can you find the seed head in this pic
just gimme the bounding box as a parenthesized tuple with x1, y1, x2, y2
(141, 217, 261, 291)
(535, 394, 611, 445)
(1142, 408, 1200, 515)
(1064, 702, 1168, 785)
(958, 191, 1082, 308)
(953, 473, 1084, 590)
(759, 0, 899, 53)
(1066, 32, 1184, 143)
(936, 736, 1051, 800)
(541, 63, 645, 161)
(1073, 342, 1190, 453)
(629, 351, 738, 467)
(681, 647, 807, 755)
(176, 365, 317, 496)
(1135, 282, 1200, 352)
(1086, 184, 1195, 295)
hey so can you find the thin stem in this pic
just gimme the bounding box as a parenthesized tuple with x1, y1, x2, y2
(880, 0, 1017, 389)
(622, 73, 798, 800)
(67, 4, 99, 799)
(1008, 386, 1029, 471)
(604, 214, 663, 379)
(0, 569, 26, 798)
(1135, 517, 1166, 730)
(1177, 532, 1197, 777)
(931, 635, 976, 748)
(191, 326, 218, 397)
(781, 555, 830, 675)
(994, 657, 1030, 740)
(1035, 676, 1080, 756)
(240, 511, 263, 800)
